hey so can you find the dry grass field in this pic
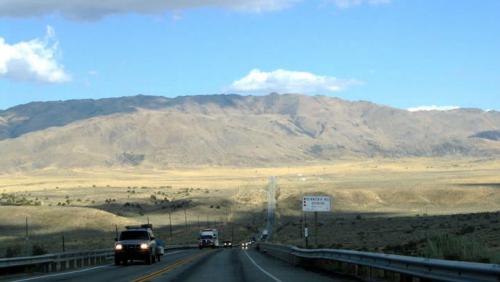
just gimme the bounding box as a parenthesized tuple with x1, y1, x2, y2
(0, 157, 499, 262)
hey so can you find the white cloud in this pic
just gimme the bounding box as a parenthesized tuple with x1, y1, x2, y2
(227, 69, 359, 94)
(0, 0, 297, 20)
(407, 105, 460, 112)
(0, 26, 70, 83)
(331, 0, 391, 9)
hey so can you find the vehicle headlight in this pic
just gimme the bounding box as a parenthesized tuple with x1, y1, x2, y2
(115, 244, 123, 251)
(140, 243, 149, 250)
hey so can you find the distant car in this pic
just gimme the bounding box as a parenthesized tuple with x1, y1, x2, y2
(241, 242, 248, 250)
(114, 224, 160, 265)
(223, 241, 232, 248)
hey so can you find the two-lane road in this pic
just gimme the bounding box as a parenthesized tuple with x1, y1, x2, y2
(10, 248, 354, 282)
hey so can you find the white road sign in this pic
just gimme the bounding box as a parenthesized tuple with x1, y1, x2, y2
(302, 196, 331, 212)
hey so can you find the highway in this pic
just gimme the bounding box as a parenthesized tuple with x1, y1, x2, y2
(3, 177, 353, 282)
(8, 248, 354, 282)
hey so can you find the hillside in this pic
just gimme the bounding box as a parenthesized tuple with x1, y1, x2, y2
(1, 93, 500, 170)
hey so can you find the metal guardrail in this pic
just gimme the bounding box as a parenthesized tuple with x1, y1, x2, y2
(258, 243, 500, 282)
(0, 249, 112, 269)
(0, 245, 197, 273)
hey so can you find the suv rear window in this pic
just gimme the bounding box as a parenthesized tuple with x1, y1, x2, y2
(120, 231, 149, 240)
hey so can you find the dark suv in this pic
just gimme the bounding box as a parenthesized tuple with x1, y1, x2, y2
(114, 225, 159, 265)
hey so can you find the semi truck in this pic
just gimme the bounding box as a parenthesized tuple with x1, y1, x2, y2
(198, 228, 219, 249)
(261, 229, 269, 241)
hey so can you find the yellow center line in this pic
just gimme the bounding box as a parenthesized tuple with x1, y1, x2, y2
(132, 250, 213, 282)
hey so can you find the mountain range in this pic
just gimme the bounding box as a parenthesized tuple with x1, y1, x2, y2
(1, 93, 499, 171)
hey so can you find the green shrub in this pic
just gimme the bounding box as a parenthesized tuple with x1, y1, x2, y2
(423, 234, 497, 263)
(5, 245, 22, 258)
(32, 244, 47, 256)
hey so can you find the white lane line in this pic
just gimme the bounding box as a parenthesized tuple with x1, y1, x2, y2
(164, 250, 184, 256)
(243, 251, 282, 282)
(13, 264, 112, 282)
(13, 250, 186, 282)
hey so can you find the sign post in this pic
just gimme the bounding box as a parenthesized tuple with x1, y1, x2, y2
(302, 196, 331, 248)
(314, 211, 318, 247)
(304, 226, 309, 248)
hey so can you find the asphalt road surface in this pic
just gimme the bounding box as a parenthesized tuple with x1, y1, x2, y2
(8, 248, 355, 282)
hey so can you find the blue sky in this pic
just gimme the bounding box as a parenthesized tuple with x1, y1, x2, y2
(0, 0, 499, 110)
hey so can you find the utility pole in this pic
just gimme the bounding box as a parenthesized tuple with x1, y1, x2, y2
(62, 234, 66, 253)
(168, 211, 173, 238)
(25, 217, 29, 256)
(314, 211, 318, 247)
(184, 209, 188, 233)
(299, 217, 303, 239)
(25, 217, 28, 238)
(300, 206, 304, 239)
(231, 222, 234, 243)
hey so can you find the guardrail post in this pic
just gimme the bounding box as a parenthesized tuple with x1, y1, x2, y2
(380, 269, 387, 280)
(41, 262, 49, 273)
(399, 273, 413, 282)
(49, 262, 57, 272)
(336, 261, 342, 272)
(376, 268, 386, 280)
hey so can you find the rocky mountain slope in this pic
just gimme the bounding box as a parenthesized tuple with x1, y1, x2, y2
(1, 93, 499, 170)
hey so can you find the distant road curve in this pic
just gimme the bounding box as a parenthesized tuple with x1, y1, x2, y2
(264, 176, 277, 240)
